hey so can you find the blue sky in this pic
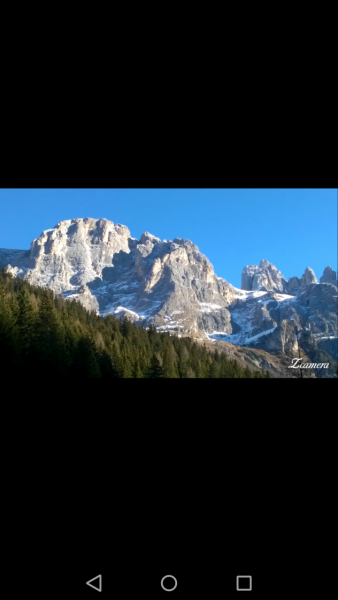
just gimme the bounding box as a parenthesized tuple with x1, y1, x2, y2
(0, 189, 336, 288)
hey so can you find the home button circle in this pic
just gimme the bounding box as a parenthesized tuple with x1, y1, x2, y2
(161, 575, 178, 592)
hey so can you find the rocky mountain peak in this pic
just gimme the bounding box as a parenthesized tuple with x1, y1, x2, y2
(241, 260, 324, 296)
(301, 266, 317, 286)
(139, 232, 161, 245)
(241, 260, 287, 293)
(259, 259, 273, 269)
(0, 218, 236, 337)
(320, 265, 337, 286)
(288, 267, 317, 294)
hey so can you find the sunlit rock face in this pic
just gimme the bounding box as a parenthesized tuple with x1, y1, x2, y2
(241, 259, 288, 293)
(0, 218, 235, 336)
(301, 267, 317, 287)
(320, 266, 337, 286)
(236, 259, 337, 373)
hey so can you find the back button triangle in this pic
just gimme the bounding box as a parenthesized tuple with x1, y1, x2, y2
(86, 575, 102, 592)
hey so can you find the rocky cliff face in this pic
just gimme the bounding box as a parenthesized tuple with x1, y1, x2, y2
(0, 218, 236, 336)
(1, 218, 337, 376)
(320, 266, 337, 286)
(241, 261, 319, 295)
(241, 259, 288, 293)
(286, 266, 317, 294)
(237, 260, 337, 375)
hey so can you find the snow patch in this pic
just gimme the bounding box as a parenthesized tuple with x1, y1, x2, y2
(208, 326, 277, 345)
(199, 302, 223, 312)
(245, 327, 277, 343)
(252, 290, 269, 298)
(100, 305, 146, 320)
(231, 287, 268, 299)
(258, 298, 275, 305)
(275, 293, 295, 302)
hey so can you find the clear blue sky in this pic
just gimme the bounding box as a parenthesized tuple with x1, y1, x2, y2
(0, 189, 336, 289)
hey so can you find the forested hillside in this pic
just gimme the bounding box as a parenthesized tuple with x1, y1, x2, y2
(0, 271, 270, 378)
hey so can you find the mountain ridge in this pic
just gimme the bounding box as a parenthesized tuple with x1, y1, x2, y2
(1, 217, 337, 377)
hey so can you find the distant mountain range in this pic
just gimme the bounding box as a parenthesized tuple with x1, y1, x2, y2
(1, 217, 337, 377)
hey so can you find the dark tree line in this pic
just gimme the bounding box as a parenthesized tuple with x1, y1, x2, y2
(0, 270, 271, 378)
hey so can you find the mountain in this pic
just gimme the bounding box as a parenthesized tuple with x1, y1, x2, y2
(241, 260, 321, 294)
(0, 217, 236, 335)
(1, 217, 337, 377)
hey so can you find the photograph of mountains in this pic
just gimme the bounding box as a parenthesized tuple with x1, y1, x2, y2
(0, 189, 337, 378)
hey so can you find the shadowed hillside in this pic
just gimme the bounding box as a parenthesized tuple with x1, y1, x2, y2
(0, 270, 270, 378)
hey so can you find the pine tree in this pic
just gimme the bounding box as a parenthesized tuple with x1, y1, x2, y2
(33, 290, 66, 375)
(16, 286, 36, 368)
(162, 345, 178, 378)
(208, 361, 219, 378)
(120, 316, 132, 338)
(0, 281, 19, 373)
(110, 343, 124, 377)
(122, 357, 133, 378)
(232, 359, 242, 378)
(133, 363, 144, 378)
(98, 350, 115, 378)
(243, 366, 252, 378)
(70, 337, 102, 378)
(148, 354, 163, 378)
